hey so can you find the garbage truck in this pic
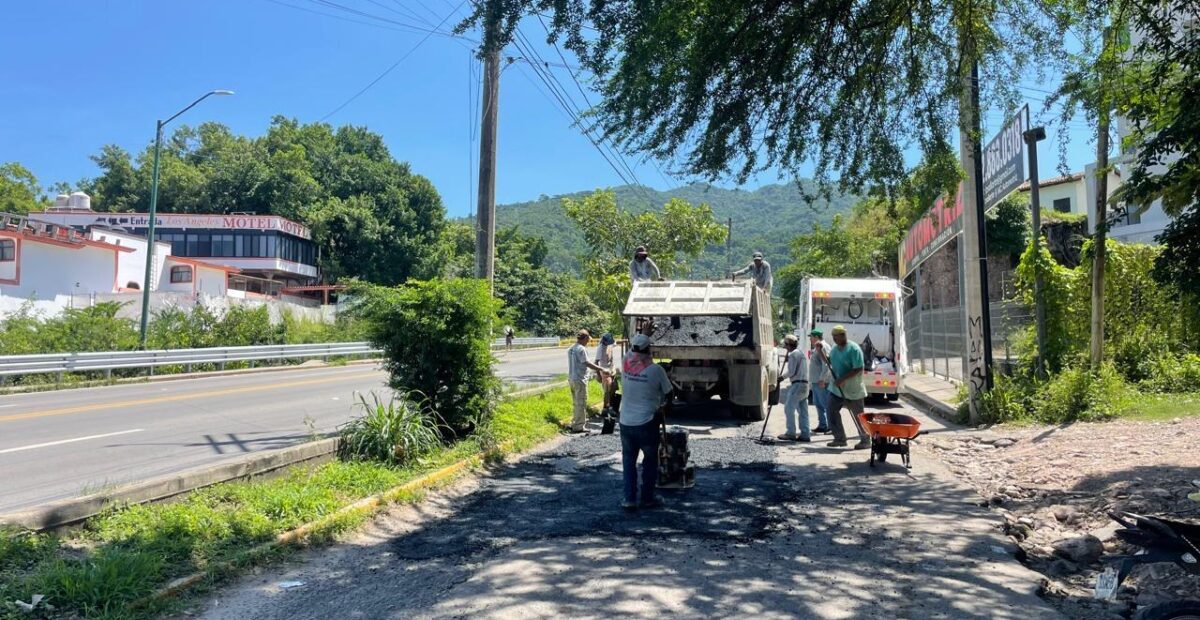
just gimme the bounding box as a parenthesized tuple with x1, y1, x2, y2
(622, 280, 778, 420)
(796, 277, 907, 400)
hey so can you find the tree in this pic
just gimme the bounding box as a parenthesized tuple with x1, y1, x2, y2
(776, 214, 882, 300)
(561, 189, 726, 319)
(1154, 205, 1200, 298)
(77, 118, 446, 285)
(0, 162, 45, 214)
(460, 0, 1075, 195)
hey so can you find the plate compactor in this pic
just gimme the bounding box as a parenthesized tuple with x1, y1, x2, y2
(657, 425, 695, 489)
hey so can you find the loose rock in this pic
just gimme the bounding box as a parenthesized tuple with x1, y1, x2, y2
(1052, 534, 1104, 565)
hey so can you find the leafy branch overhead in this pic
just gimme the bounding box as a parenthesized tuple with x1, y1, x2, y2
(460, 0, 1078, 194)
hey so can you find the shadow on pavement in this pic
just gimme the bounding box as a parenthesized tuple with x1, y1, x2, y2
(210, 429, 1059, 620)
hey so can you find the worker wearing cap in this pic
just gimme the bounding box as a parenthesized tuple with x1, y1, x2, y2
(568, 329, 610, 434)
(807, 328, 833, 434)
(629, 246, 661, 283)
(732, 252, 773, 294)
(826, 325, 870, 449)
(777, 334, 811, 442)
(618, 333, 672, 510)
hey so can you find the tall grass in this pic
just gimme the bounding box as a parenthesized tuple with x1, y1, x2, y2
(338, 392, 443, 465)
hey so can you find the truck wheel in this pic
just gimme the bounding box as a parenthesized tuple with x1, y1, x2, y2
(887, 393, 899, 402)
(738, 402, 766, 421)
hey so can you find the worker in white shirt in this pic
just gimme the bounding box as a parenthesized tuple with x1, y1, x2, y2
(567, 329, 609, 433)
(777, 334, 811, 442)
(629, 246, 661, 283)
(732, 252, 773, 294)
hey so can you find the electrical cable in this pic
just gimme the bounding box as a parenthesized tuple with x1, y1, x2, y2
(319, 0, 469, 121)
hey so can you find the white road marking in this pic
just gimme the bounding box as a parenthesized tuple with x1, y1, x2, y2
(0, 429, 145, 455)
(0, 404, 16, 409)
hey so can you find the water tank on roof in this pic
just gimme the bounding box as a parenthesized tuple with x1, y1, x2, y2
(53, 194, 71, 208)
(68, 192, 92, 211)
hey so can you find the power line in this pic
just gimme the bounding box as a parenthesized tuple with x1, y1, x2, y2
(511, 28, 650, 196)
(319, 0, 469, 121)
(304, 0, 472, 41)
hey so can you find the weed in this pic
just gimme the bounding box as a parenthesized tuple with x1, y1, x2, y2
(338, 392, 443, 465)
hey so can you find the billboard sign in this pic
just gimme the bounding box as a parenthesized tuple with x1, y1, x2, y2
(899, 182, 964, 278)
(981, 104, 1029, 211)
(30, 212, 312, 240)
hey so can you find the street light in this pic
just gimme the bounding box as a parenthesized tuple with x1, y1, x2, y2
(138, 90, 234, 349)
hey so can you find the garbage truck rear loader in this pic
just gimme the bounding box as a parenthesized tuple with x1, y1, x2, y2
(622, 281, 778, 420)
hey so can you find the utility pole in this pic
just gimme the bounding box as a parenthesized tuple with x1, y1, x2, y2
(474, 7, 501, 291)
(1090, 108, 1110, 369)
(958, 33, 994, 423)
(1023, 124, 1048, 378)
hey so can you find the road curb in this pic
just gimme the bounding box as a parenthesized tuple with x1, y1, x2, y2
(147, 385, 594, 607)
(901, 386, 960, 424)
(0, 438, 341, 531)
(1, 381, 570, 532)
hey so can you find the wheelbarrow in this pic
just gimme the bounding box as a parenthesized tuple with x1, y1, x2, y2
(857, 412, 921, 469)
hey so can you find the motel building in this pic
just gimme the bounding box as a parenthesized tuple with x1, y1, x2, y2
(1, 193, 334, 311)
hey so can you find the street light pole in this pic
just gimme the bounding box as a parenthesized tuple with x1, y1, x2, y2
(1023, 125, 1048, 378)
(137, 90, 234, 349)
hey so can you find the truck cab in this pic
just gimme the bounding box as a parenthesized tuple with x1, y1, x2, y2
(623, 280, 778, 420)
(798, 277, 907, 400)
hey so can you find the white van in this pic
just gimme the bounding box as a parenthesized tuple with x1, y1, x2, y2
(796, 277, 907, 400)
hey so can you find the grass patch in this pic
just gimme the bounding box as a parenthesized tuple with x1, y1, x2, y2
(1120, 392, 1200, 422)
(0, 383, 596, 619)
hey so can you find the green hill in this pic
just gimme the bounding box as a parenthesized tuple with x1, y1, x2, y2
(485, 182, 858, 276)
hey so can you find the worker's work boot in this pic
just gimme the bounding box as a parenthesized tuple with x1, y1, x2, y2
(776, 433, 800, 441)
(852, 440, 871, 450)
(827, 439, 848, 447)
(621, 500, 638, 511)
(639, 498, 663, 510)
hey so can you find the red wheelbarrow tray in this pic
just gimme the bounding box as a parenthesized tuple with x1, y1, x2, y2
(858, 412, 922, 440)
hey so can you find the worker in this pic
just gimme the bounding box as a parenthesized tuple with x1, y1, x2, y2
(777, 334, 811, 442)
(826, 325, 870, 449)
(732, 252, 773, 293)
(618, 334, 671, 510)
(807, 328, 833, 434)
(568, 329, 609, 434)
(629, 246, 661, 283)
(595, 332, 616, 409)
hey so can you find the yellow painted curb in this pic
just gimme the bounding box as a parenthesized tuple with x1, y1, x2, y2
(146, 389, 601, 607)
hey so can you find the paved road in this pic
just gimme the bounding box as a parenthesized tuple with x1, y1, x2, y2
(0, 348, 565, 513)
(191, 398, 1062, 620)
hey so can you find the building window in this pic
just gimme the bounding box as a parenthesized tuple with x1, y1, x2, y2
(170, 265, 193, 283)
(1052, 198, 1071, 213)
(0, 239, 14, 261)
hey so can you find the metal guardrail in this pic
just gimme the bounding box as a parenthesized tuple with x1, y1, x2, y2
(0, 342, 380, 381)
(0, 338, 563, 383)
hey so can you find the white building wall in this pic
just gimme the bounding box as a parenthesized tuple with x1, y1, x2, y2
(0, 241, 117, 300)
(195, 266, 228, 297)
(87, 230, 168, 291)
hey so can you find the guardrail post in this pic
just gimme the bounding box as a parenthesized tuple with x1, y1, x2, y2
(56, 371, 63, 388)
(105, 368, 112, 383)
(186, 363, 193, 374)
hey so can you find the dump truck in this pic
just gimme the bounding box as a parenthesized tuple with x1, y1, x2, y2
(622, 280, 778, 420)
(796, 277, 907, 400)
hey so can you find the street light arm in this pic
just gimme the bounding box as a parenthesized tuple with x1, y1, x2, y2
(161, 90, 234, 127)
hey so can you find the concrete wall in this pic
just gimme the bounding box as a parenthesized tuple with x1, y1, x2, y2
(0, 240, 117, 299)
(75, 291, 332, 325)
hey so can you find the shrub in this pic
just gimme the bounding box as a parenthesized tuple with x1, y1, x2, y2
(1140, 353, 1200, 393)
(976, 371, 1034, 424)
(1035, 363, 1137, 423)
(351, 278, 502, 438)
(338, 392, 443, 465)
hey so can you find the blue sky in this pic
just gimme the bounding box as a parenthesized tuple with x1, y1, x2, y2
(1, 1, 1098, 218)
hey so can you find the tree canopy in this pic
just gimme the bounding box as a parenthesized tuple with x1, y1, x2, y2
(462, 0, 1075, 194)
(0, 162, 45, 214)
(561, 189, 726, 318)
(76, 117, 445, 285)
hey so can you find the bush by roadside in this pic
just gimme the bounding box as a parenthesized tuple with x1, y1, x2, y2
(0, 383, 597, 620)
(350, 278, 502, 440)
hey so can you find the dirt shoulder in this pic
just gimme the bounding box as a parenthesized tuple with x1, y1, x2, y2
(925, 416, 1200, 620)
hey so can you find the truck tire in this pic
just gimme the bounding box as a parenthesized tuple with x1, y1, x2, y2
(737, 402, 766, 421)
(887, 393, 899, 402)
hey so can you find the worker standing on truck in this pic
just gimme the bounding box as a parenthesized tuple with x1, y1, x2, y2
(777, 334, 811, 442)
(826, 325, 870, 449)
(618, 334, 671, 510)
(568, 330, 609, 434)
(732, 252, 773, 294)
(629, 246, 661, 283)
(808, 329, 832, 434)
